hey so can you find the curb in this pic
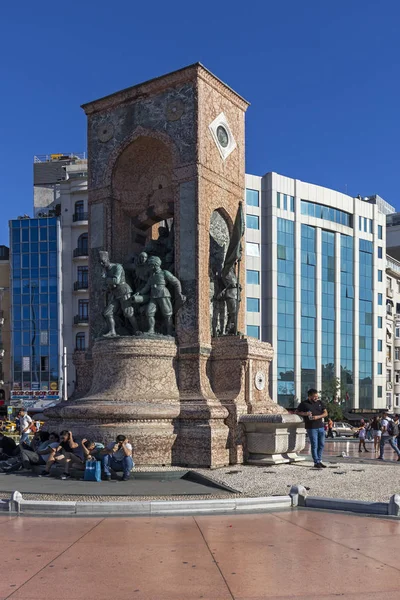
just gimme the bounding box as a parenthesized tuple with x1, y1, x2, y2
(2, 492, 291, 516)
(289, 485, 400, 517)
(3, 487, 400, 518)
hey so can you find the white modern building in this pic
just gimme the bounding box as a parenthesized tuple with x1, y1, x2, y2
(32, 153, 88, 398)
(244, 172, 394, 410)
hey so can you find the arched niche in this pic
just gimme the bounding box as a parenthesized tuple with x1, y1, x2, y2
(111, 136, 175, 261)
(209, 209, 232, 337)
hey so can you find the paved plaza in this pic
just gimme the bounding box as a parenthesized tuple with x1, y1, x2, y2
(1, 511, 400, 599)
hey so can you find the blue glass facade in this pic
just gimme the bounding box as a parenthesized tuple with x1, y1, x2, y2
(321, 231, 335, 385)
(277, 218, 295, 406)
(301, 225, 316, 397)
(301, 200, 352, 228)
(10, 218, 61, 401)
(359, 239, 373, 408)
(246, 189, 259, 207)
(340, 235, 354, 398)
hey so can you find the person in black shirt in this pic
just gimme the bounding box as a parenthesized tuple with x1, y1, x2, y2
(296, 388, 328, 469)
(0, 433, 18, 460)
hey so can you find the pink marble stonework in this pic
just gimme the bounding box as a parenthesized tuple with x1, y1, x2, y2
(45, 64, 300, 467)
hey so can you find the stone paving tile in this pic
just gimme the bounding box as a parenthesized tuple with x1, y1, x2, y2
(274, 510, 400, 541)
(0, 517, 102, 543)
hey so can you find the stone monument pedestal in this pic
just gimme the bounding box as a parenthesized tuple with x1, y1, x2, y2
(45, 337, 180, 465)
(239, 414, 306, 465)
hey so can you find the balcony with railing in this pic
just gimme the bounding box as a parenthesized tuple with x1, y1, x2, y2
(72, 212, 88, 223)
(73, 281, 89, 291)
(73, 247, 89, 259)
(74, 314, 89, 325)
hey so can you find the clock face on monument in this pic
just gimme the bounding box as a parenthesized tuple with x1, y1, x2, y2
(208, 112, 237, 160)
(216, 125, 229, 148)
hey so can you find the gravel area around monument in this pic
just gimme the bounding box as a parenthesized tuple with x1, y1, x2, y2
(1, 459, 400, 503)
(197, 460, 400, 503)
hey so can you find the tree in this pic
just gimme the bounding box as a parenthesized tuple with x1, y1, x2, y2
(320, 375, 344, 421)
(325, 400, 344, 421)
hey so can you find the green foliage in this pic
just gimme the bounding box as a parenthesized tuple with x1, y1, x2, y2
(326, 400, 344, 421)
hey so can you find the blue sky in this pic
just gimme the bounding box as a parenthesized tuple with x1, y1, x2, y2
(1, 0, 399, 245)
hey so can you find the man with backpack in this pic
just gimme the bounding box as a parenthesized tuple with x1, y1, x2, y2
(378, 412, 400, 461)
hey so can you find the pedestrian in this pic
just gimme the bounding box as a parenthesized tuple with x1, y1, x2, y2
(371, 416, 381, 453)
(378, 412, 400, 461)
(102, 435, 134, 481)
(0, 432, 18, 460)
(327, 418, 334, 438)
(17, 410, 33, 444)
(358, 420, 369, 453)
(20, 432, 59, 470)
(296, 389, 328, 469)
(365, 419, 373, 441)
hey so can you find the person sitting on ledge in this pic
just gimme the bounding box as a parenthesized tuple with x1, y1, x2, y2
(43, 430, 86, 480)
(102, 435, 134, 481)
(20, 431, 60, 470)
(0, 432, 18, 461)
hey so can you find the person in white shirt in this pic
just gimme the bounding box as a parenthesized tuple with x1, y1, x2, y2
(102, 435, 134, 481)
(17, 410, 32, 444)
(378, 412, 400, 461)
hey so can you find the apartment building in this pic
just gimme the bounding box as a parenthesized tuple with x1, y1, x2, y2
(0, 246, 11, 405)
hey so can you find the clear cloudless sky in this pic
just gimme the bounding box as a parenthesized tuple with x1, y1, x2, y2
(1, 0, 400, 245)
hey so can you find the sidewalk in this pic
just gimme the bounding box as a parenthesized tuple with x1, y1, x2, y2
(1, 511, 400, 599)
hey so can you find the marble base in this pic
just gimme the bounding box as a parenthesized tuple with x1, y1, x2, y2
(45, 337, 180, 466)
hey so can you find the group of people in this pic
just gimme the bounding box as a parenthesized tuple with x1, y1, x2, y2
(297, 389, 400, 467)
(0, 411, 134, 482)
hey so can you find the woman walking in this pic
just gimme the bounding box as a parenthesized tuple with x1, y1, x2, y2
(371, 416, 381, 453)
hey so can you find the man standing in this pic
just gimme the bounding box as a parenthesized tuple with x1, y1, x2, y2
(17, 409, 32, 445)
(296, 389, 328, 469)
(378, 412, 400, 461)
(102, 435, 134, 481)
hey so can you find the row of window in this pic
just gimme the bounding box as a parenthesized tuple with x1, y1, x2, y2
(277, 193, 294, 212)
(300, 200, 352, 227)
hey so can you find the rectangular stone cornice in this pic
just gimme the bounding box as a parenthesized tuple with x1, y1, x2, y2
(81, 63, 249, 116)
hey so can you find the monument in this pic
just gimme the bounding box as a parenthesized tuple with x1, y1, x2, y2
(45, 63, 305, 467)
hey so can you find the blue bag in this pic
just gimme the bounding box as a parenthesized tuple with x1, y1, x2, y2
(84, 459, 101, 482)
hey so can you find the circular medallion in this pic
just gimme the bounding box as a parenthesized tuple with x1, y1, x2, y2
(255, 371, 266, 391)
(166, 100, 184, 122)
(216, 125, 229, 148)
(97, 123, 114, 143)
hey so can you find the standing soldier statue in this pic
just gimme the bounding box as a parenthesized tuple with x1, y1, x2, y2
(133, 255, 185, 336)
(99, 251, 138, 337)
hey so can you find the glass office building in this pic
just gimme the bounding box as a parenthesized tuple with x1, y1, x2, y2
(245, 171, 390, 410)
(9, 217, 62, 408)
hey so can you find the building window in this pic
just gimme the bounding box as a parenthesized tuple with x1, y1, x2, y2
(246, 189, 259, 207)
(74, 201, 85, 220)
(378, 293, 383, 305)
(277, 218, 295, 407)
(387, 369, 392, 382)
(246, 214, 259, 230)
(246, 242, 260, 257)
(247, 325, 260, 339)
(301, 200, 352, 227)
(378, 363, 383, 374)
(22, 356, 30, 372)
(378, 316, 383, 328)
(387, 346, 392, 362)
(246, 270, 260, 285)
(40, 331, 48, 345)
(369, 219, 373, 234)
(396, 348, 400, 361)
(378, 270, 383, 282)
(378, 246, 383, 258)
(396, 372, 400, 384)
(76, 332, 85, 351)
(277, 193, 294, 211)
(359, 238, 373, 408)
(378, 339, 383, 351)
(247, 297, 260, 312)
(378, 386, 383, 398)
(40, 356, 49, 372)
(378, 224, 383, 239)
(78, 299, 89, 319)
(395, 393, 400, 407)
(77, 266, 88, 287)
(387, 392, 392, 408)
(77, 233, 88, 254)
